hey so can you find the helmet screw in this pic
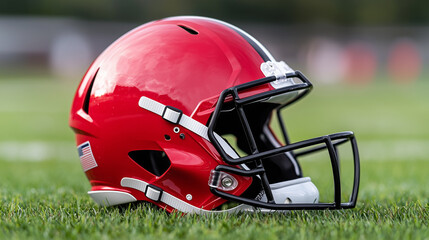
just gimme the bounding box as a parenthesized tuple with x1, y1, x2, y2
(221, 177, 233, 188)
(186, 194, 192, 201)
(179, 133, 185, 139)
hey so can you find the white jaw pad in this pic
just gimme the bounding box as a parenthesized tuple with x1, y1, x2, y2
(260, 177, 319, 204)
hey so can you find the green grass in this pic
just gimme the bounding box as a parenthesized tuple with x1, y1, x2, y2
(0, 76, 428, 239)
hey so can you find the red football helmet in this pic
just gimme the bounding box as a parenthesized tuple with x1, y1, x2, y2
(70, 16, 360, 213)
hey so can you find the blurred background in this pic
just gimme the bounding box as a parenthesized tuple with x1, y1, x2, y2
(1, 0, 428, 82)
(0, 0, 428, 205)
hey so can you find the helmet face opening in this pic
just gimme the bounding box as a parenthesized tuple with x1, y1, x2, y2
(70, 16, 360, 213)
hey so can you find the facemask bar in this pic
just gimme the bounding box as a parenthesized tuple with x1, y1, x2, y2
(207, 71, 360, 210)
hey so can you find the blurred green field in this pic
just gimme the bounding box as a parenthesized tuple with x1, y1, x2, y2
(0, 76, 428, 239)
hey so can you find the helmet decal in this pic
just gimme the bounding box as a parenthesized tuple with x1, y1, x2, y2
(77, 141, 98, 172)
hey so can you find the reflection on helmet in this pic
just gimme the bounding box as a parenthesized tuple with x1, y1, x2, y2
(70, 16, 360, 214)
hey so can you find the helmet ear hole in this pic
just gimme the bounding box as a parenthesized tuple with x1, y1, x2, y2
(128, 150, 171, 177)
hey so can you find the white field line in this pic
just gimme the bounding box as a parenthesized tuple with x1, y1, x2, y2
(359, 140, 429, 161)
(0, 140, 427, 162)
(0, 141, 76, 162)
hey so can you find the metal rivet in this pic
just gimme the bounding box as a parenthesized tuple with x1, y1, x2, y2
(173, 127, 180, 133)
(221, 177, 233, 188)
(179, 133, 185, 139)
(186, 194, 192, 201)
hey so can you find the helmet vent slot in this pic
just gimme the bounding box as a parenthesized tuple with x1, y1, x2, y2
(128, 150, 171, 177)
(82, 68, 98, 114)
(178, 25, 198, 35)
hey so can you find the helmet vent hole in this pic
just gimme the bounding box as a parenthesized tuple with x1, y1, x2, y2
(178, 25, 198, 35)
(128, 150, 171, 177)
(82, 68, 99, 114)
(164, 135, 171, 141)
(173, 127, 180, 133)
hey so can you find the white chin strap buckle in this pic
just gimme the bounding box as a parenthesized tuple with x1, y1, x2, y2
(145, 184, 163, 202)
(162, 106, 183, 124)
